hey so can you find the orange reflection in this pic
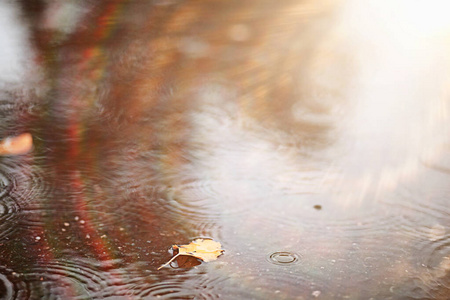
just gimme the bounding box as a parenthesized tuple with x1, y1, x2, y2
(0, 132, 33, 156)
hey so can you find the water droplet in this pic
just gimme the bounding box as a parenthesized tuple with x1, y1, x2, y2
(267, 251, 299, 265)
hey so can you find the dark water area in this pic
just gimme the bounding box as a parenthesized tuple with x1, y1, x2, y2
(0, 0, 449, 299)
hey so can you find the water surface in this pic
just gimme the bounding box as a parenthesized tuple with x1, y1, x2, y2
(0, 0, 449, 299)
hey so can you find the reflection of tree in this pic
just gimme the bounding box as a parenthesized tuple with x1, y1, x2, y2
(9, 1, 448, 299)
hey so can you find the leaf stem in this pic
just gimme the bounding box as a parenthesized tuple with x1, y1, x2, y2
(157, 253, 181, 270)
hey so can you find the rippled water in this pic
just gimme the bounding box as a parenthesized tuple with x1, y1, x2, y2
(0, 0, 449, 299)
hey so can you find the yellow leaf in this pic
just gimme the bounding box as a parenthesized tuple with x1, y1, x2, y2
(158, 238, 224, 270)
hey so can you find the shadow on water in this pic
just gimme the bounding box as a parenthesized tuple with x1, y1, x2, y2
(0, 0, 449, 299)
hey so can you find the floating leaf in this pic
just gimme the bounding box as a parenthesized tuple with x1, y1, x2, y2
(0, 133, 33, 156)
(158, 238, 224, 270)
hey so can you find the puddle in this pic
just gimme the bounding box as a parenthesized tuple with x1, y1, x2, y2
(0, 0, 449, 299)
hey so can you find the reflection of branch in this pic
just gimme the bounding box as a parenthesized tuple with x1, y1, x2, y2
(157, 253, 181, 270)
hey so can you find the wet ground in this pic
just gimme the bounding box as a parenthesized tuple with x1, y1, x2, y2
(0, 0, 449, 299)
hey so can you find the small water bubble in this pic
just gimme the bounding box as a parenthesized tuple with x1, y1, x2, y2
(267, 251, 300, 265)
(74, 216, 79, 221)
(312, 290, 321, 297)
(79, 220, 85, 224)
(64, 222, 70, 227)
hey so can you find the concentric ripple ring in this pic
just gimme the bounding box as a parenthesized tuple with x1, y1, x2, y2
(267, 251, 300, 265)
